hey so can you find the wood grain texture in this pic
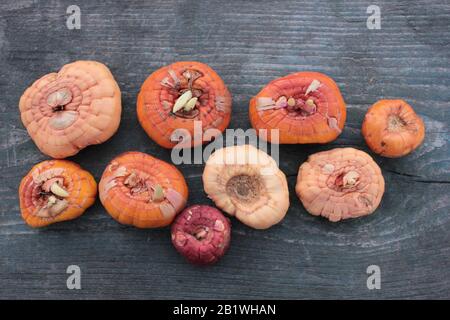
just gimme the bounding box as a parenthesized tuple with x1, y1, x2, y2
(0, 0, 449, 299)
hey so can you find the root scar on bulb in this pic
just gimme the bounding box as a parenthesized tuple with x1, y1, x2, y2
(226, 174, 262, 203)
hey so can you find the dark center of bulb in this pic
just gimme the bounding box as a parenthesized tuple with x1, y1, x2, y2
(52, 105, 65, 112)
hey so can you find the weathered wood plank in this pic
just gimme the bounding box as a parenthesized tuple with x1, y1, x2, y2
(0, 0, 449, 299)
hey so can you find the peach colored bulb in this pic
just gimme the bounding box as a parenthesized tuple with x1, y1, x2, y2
(203, 144, 289, 229)
(296, 148, 385, 222)
(19, 60, 122, 158)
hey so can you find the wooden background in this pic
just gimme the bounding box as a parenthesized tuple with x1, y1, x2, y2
(0, 0, 449, 299)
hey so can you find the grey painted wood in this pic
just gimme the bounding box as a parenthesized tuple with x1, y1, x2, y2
(0, 0, 449, 299)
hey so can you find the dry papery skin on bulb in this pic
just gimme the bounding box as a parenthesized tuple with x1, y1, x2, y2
(295, 148, 385, 222)
(18, 160, 97, 228)
(249, 71, 346, 144)
(171, 205, 231, 265)
(362, 99, 425, 158)
(98, 151, 188, 228)
(202, 145, 289, 229)
(137, 61, 232, 149)
(19, 60, 122, 159)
